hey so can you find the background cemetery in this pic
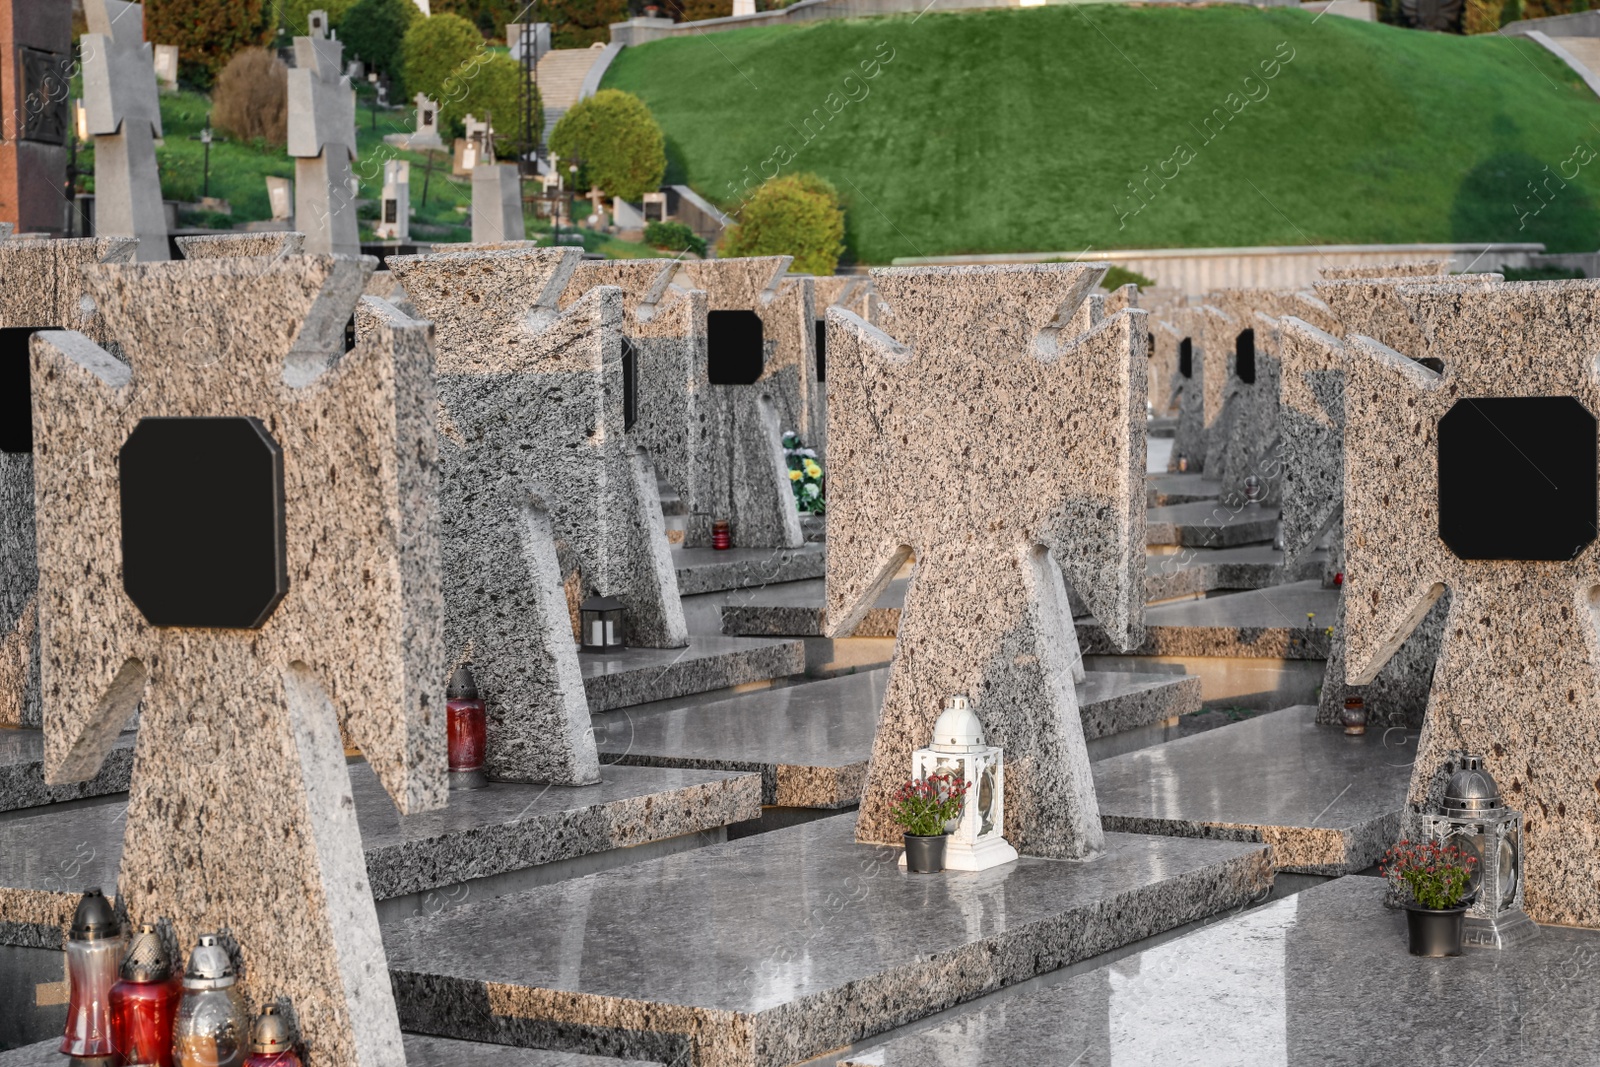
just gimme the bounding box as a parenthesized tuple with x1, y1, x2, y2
(3, 0, 1600, 1065)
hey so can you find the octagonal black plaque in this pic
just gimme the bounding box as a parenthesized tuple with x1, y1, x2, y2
(119, 417, 289, 628)
(1438, 396, 1598, 561)
(707, 310, 764, 385)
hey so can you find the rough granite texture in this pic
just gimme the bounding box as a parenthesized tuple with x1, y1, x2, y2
(1144, 500, 1278, 548)
(1094, 705, 1414, 874)
(825, 263, 1146, 859)
(0, 726, 134, 812)
(387, 246, 691, 785)
(28, 254, 448, 1067)
(840, 877, 1600, 1067)
(81, 1, 168, 261)
(578, 636, 805, 713)
(1342, 277, 1600, 927)
(673, 542, 826, 596)
(0, 765, 760, 945)
(1149, 317, 1184, 418)
(1168, 305, 1230, 473)
(810, 274, 881, 459)
(1075, 580, 1339, 660)
(176, 231, 306, 259)
(383, 816, 1272, 1067)
(288, 35, 361, 256)
(0, 236, 139, 730)
(673, 258, 810, 549)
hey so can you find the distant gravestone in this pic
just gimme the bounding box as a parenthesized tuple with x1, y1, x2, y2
(0, 236, 137, 730)
(1168, 305, 1229, 473)
(375, 159, 409, 241)
(30, 252, 446, 1064)
(267, 175, 294, 221)
(411, 93, 442, 149)
(471, 162, 524, 244)
(1341, 277, 1600, 927)
(287, 34, 359, 255)
(152, 42, 178, 90)
(81, 0, 169, 260)
(826, 264, 1147, 859)
(308, 8, 329, 36)
(389, 246, 688, 784)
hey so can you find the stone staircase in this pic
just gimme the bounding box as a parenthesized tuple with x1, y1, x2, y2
(535, 45, 607, 145)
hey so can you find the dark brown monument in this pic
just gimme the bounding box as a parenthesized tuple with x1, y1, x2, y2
(0, 0, 72, 234)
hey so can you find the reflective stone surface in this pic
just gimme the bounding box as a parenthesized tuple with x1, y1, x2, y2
(1079, 580, 1340, 659)
(0, 1035, 662, 1067)
(1094, 706, 1415, 874)
(577, 636, 806, 712)
(841, 877, 1600, 1067)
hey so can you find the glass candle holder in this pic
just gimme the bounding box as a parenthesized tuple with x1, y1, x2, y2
(445, 665, 488, 790)
(711, 519, 732, 550)
(173, 934, 247, 1067)
(111, 922, 182, 1067)
(1342, 696, 1368, 736)
(61, 888, 123, 1061)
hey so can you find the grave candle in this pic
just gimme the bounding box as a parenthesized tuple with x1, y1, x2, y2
(242, 1004, 303, 1067)
(110, 922, 182, 1067)
(711, 519, 732, 550)
(578, 596, 626, 653)
(61, 888, 123, 1063)
(173, 934, 247, 1067)
(445, 665, 487, 790)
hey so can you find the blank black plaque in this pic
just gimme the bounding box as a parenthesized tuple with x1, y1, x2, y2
(1437, 396, 1597, 561)
(1235, 329, 1256, 385)
(707, 310, 764, 385)
(1178, 338, 1193, 379)
(621, 336, 638, 431)
(119, 417, 289, 628)
(0, 327, 51, 454)
(815, 318, 827, 382)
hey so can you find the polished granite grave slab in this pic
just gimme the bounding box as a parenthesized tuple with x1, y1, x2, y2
(579, 636, 806, 712)
(0, 728, 134, 813)
(384, 815, 1273, 1067)
(839, 876, 1600, 1067)
(1144, 546, 1325, 604)
(1094, 705, 1412, 874)
(1146, 471, 1218, 507)
(1146, 501, 1278, 548)
(0, 1035, 663, 1067)
(594, 668, 1201, 808)
(0, 764, 759, 948)
(718, 578, 907, 638)
(1079, 581, 1340, 660)
(672, 543, 826, 596)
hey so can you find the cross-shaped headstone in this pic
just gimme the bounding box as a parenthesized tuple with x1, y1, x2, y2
(0, 236, 137, 728)
(30, 253, 446, 1063)
(287, 34, 360, 256)
(1169, 304, 1230, 474)
(825, 264, 1146, 858)
(81, 0, 168, 260)
(411, 92, 442, 149)
(389, 246, 688, 784)
(1342, 278, 1600, 926)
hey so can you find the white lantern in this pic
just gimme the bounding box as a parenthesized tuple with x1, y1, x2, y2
(903, 694, 1018, 871)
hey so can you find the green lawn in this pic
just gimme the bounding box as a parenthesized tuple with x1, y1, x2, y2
(601, 5, 1600, 263)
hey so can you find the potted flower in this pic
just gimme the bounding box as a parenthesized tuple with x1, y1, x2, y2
(781, 431, 825, 516)
(1379, 839, 1477, 957)
(890, 774, 969, 873)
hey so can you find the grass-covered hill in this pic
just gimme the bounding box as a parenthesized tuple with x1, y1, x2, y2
(602, 4, 1600, 263)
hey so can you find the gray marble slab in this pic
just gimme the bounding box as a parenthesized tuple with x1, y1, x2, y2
(595, 668, 1201, 807)
(1094, 705, 1413, 874)
(0, 1036, 661, 1067)
(1079, 581, 1340, 659)
(0, 764, 759, 948)
(1146, 471, 1217, 507)
(841, 875, 1600, 1067)
(672, 543, 826, 596)
(1146, 501, 1278, 548)
(0, 727, 134, 813)
(1145, 546, 1327, 603)
(384, 814, 1272, 1067)
(579, 637, 806, 712)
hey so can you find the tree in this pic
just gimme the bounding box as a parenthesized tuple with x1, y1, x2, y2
(146, 0, 274, 88)
(282, 0, 360, 35)
(455, 53, 540, 155)
(212, 47, 290, 146)
(545, 0, 631, 47)
(721, 173, 846, 276)
(549, 89, 666, 202)
(402, 13, 537, 143)
(340, 0, 421, 93)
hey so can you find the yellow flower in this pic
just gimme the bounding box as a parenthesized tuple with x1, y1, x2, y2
(789, 469, 803, 482)
(804, 462, 822, 479)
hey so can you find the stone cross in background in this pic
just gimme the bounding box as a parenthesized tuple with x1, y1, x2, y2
(288, 34, 360, 256)
(81, 0, 168, 260)
(1342, 277, 1600, 927)
(826, 264, 1147, 859)
(1169, 304, 1230, 474)
(390, 246, 689, 785)
(29, 253, 446, 1065)
(673, 257, 815, 548)
(0, 236, 137, 729)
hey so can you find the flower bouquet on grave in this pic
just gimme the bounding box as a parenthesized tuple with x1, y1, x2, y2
(1380, 839, 1477, 957)
(890, 773, 969, 874)
(781, 430, 826, 516)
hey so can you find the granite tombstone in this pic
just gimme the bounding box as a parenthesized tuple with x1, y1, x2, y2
(81, 0, 168, 260)
(287, 33, 360, 256)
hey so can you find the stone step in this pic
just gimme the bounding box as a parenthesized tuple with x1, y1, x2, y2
(0, 1034, 661, 1067)
(0, 726, 133, 814)
(0, 763, 760, 948)
(672, 542, 825, 596)
(382, 815, 1272, 1067)
(1077, 580, 1339, 661)
(1146, 501, 1278, 548)
(1094, 705, 1413, 875)
(837, 877, 1598, 1066)
(593, 667, 1202, 809)
(1144, 544, 1326, 603)
(1145, 470, 1217, 507)
(579, 636, 806, 712)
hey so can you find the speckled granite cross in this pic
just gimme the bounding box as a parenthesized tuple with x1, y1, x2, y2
(0, 236, 137, 728)
(1341, 277, 1600, 927)
(29, 253, 446, 1066)
(389, 246, 687, 786)
(825, 264, 1146, 859)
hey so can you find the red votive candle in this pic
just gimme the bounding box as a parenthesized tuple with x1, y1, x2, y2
(711, 519, 732, 551)
(111, 922, 182, 1067)
(446, 665, 487, 790)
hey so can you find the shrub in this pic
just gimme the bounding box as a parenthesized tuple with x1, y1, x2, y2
(720, 173, 845, 276)
(401, 13, 538, 144)
(546, 0, 631, 47)
(145, 0, 273, 87)
(1100, 265, 1154, 290)
(212, 48, 290, 146)
(550, 90, 667, 202)
(1463, 0, 1502, 29)
(644, 220, 705, 257)
(402, 13, 484, 112)
(340, 0, 421, 93)
(451, 53, 539, 153)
